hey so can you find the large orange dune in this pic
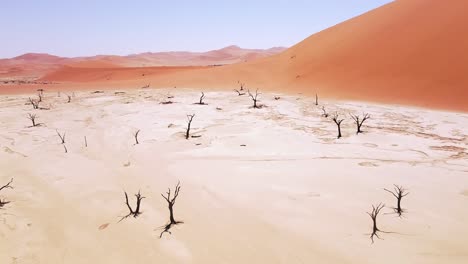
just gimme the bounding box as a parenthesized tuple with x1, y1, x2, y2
(6, 0, 468, 112)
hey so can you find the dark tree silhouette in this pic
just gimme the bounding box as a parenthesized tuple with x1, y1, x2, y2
(315, 93, 318, 106)
(240, 82, 245, 91)
(321, 106, 329, 118)
(367, 203, 385, 243)
(248, 89, 261, 108)
(350, 113, 370, 134)
(134, 129, 140, 145)
(27, 113, 38, 127)
(332, 113, 344, 139)
(37, 88, 44, 96)
(0, 178, 13, 208)
(384, 185, 409, 217)
(119, 190, 145, 222)
(84, 136, 88, 147)
(234, 89, 245, 96)
(56, 130, 66, 144)
(160, 181, 183, 238)
(195, 92, 206, 105)
(38, 93, 43, 103)
(185, 114, 195, 139)
(29, 97, 39, 109)
(67, 95, 71, 103)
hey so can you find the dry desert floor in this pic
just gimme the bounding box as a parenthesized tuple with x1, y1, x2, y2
(0, 88, 467, 263)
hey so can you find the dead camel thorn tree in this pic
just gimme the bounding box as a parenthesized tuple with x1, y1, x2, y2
(160, 181, 183, 238)
(248, 89, 261, 108)
(234, 89, 245, 96)
(119, 190, 145, 222)
(195, 92, 206, 105)
(0, 178, 14, 208)
(28, 97, 40, 109)
(185, 114, 195, 139)
(56, 130, 66, 144)
(384, 185, 409, 217)
(315, 93, 319, 106)
(134, 129, 141, 145)
(27, 113, 38, 127)
(367, 203, 385, 243)
(350, 113, 370, 134)
(66, 95, 71, 103)
(332, 113, 344, 139)
(321, 106, 329, 118)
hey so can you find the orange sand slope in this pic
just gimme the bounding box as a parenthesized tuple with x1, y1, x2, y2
(41, 0, 468, 112)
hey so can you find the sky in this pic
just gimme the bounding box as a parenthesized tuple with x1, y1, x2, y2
(1, 0, 392, 58)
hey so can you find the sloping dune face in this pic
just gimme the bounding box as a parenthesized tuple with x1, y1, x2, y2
(38, 0, 468, 111)
(276, 0, 468, 111)
(190, 0, 468, 111)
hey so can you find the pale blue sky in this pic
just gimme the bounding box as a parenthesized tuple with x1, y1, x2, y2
(1, 0, 392, 58)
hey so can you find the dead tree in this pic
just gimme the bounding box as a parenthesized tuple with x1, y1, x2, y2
(27, 113, 38, 127)
(37, 88, 44, 96)
(240, 82, 245, 91)
(234, 89, 245, 96)
(56, 130, 66, 144)
(315, 93, 318, 106)
(321, 106, 329, 118)
(248, 89, 261, 108)
(134, 129, 140, 144)
(196, 92, 206, 105)
(67, 95, 71, 103)
(384, 185, 409, 217)
(28, 97, 39, 109)
(185, 114, 195, 139)
(350, 113, 370, 134)
(38, 93, 43, 103)
(332, 113, 344, 139)
(367, 203, 385, 243)
(63, 144, 68, 153)
(0, 178, 13, 208)
(160, 181, 183, 238)
(119, 190, 145, 222)
(84, 136, 88, 147)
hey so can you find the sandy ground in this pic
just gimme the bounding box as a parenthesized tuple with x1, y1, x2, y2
(0, 88, 467, 264)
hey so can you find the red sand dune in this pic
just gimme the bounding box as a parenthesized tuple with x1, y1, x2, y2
(9, 0, 468, 111)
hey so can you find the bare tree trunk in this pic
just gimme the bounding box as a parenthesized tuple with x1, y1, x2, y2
(332, 113, 344, 139)
(56, 130, 66, 144)
(185, 114, 195, 139)
(160, 181, 183, 238)
(29, 97, 39, 109)
(0, 178, 13, 208)
(350, 113, 370, 134)
(27, 113, 38, 127)
(84, 136, 88, 147)
(196, 92, 206, 105)
(119, 190, 145, 222)
(384, 185, 409, 216)
(234, 89, 245, 96)
(134, 129, 140, 144)
(367, 203, 385, 243)
(315, 93, 318, 106)
(248, 89, 261, 108)
(321, 106, 329, 118)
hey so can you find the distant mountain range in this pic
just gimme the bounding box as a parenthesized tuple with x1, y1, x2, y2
(0, 45, 286, 79)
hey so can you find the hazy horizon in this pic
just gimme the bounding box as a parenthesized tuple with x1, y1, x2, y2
(1, 0, 391, 58)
